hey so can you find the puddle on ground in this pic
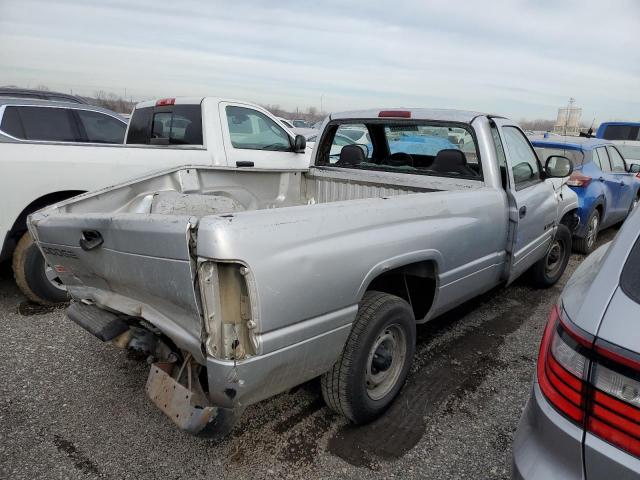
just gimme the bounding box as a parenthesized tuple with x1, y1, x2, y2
(52, 433, 100, 475)
(17, 301, 59, 316)
(327, 287, 545, 468)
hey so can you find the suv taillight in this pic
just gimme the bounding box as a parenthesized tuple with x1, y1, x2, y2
(538, 305, 640, 458)
(566, 171, 592, 187)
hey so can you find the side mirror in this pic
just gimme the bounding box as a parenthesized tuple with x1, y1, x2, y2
(627, 163, 640, 174)
(545, 155, 573, 178)
(293, 134, 306, 153)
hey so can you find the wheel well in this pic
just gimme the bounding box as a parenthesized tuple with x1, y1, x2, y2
(365, 260, 437, 321)
(9, 190, 86, 236)
(560, 209, 579, 232)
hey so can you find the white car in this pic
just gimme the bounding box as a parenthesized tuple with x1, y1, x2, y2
(1, 97, 309, 304)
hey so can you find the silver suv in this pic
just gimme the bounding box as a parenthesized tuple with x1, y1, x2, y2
(513, 205, 640, 478)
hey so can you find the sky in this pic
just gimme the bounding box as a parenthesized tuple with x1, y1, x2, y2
(1, 0, 639, 121)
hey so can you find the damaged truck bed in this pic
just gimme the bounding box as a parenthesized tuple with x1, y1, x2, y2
(29, 108, 579, 434)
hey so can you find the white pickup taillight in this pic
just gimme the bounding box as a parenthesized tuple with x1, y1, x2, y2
(537, 305, 640, 458)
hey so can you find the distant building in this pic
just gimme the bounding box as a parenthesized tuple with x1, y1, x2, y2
(553, 98, 582, 136)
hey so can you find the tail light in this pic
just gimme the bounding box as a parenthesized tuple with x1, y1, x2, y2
(538, 305, 640, 458)
(567, 171, 592, 187)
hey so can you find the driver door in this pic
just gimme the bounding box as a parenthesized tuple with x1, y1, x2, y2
(492, 119, 560, 282)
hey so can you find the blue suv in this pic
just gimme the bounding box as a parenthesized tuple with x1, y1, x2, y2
(532, 136, 640, 253)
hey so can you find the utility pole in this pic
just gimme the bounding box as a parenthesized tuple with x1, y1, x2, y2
(320, 94, 324, 113)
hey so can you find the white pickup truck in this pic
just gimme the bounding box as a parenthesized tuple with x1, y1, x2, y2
(0, 97, 309, 304)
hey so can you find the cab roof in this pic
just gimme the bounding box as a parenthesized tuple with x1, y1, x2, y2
(134, 97, 254, 109)
(330, 108, 487, 123)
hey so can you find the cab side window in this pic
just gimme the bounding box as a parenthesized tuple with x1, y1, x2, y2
(226, 106, 291, 151)
(606, 146, 627, 173)
(502, 126, 540, 190)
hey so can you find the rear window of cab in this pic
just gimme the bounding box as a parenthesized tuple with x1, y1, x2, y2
(126, 104, 203, 145)
(315, 120, 482, 180)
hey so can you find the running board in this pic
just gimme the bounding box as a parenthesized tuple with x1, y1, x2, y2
(66, 302, 129, 342)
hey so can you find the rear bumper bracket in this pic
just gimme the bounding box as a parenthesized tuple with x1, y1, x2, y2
(145, 362, 217, 435)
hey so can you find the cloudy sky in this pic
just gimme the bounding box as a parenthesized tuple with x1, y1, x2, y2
(1, 0, 638, 120)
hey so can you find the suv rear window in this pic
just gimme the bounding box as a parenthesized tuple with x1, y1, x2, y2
(533, 146, 584, 168)
(126, 104, 202, 145)
(1, 106, 80, 141)
(621, 234, 640, 305)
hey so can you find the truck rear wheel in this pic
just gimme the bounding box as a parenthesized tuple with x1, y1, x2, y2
(321, 291, 415, 424)
(530, 224, 572, 288)
(12, 232, 68, 305)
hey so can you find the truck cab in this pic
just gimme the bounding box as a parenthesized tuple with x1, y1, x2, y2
(125, 97, 310, 169)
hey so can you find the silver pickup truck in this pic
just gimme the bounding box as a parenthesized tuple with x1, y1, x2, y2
(29, 108, 578, 435)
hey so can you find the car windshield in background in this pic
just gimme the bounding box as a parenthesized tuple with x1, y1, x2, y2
(317, 121, 481, 179)
(602, 124, 640, 141)
(533, 147, 584, 167)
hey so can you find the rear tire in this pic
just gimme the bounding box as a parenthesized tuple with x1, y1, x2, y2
(573, 209, 600, 254)
(530, 224, 572, 288)
(12, 232, 68, 305)
(321, 291, 415, 424)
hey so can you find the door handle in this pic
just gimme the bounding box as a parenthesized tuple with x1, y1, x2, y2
(598, 177, 605, 182)
(620, 181, 625, 186)
(519, 206, 527, 219)
(79, 230, 104, 251)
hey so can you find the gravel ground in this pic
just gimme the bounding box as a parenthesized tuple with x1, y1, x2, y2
(0, 228, 617, 480)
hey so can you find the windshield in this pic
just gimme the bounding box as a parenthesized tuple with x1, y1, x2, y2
(316, 121, 481, 179)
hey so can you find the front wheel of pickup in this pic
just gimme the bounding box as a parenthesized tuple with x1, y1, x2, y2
(321, 291, 415, 424)
(530, 224, 572, 288)
(12, 232, 68, 305)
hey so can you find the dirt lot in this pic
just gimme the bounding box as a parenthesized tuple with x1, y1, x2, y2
(0, 228, 617, 480)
